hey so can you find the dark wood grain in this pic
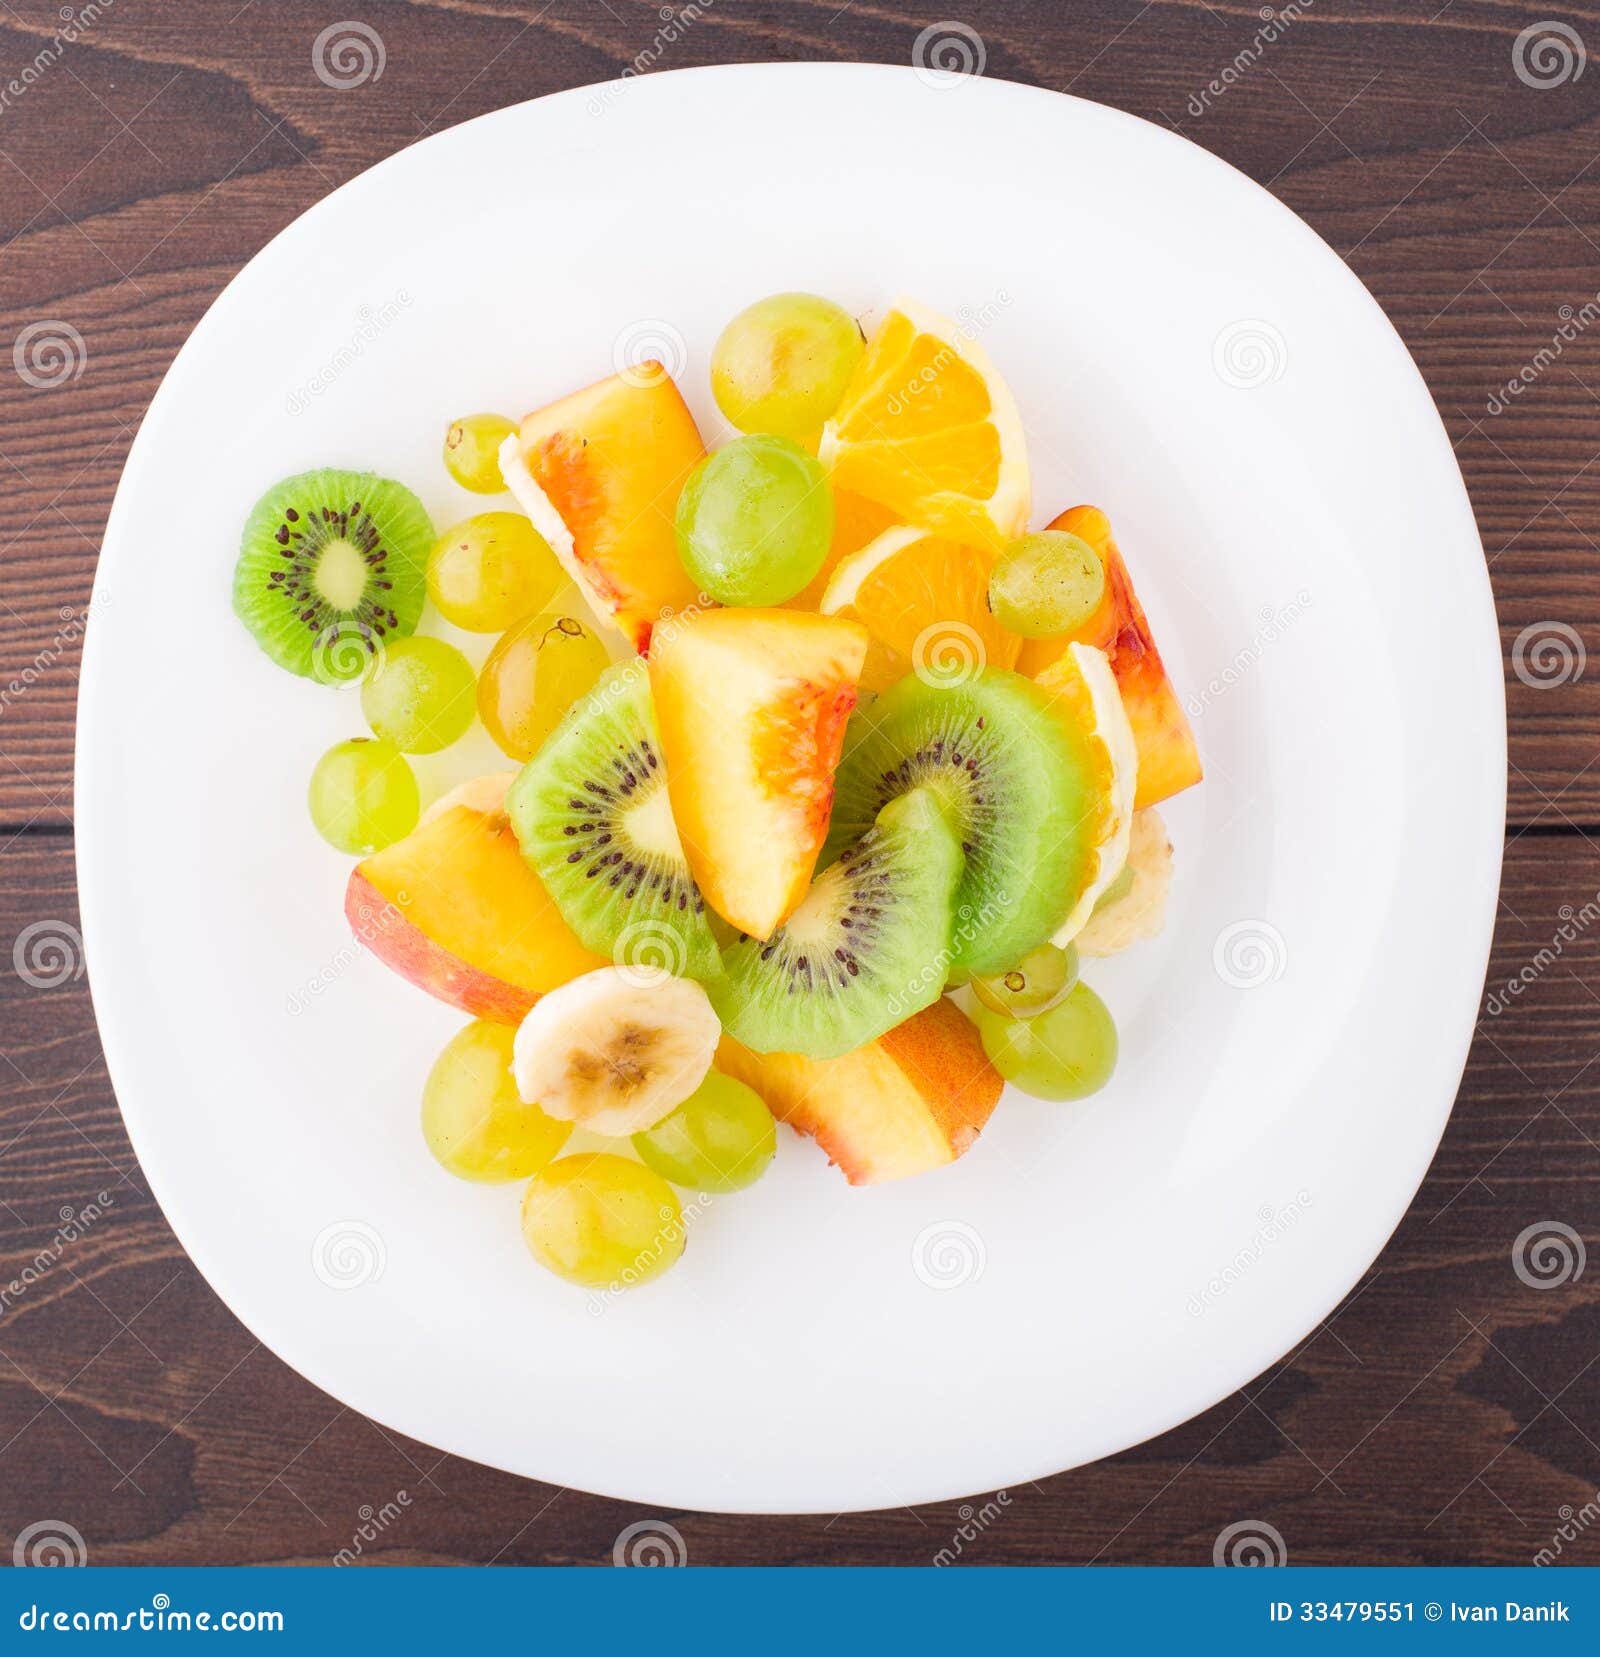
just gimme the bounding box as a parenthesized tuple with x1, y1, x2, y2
(2, 0, 1598, 1566)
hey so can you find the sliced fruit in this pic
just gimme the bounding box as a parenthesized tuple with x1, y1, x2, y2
(346, 772, 604, 1023)
(717, 996, 1001, 1186)
(818, 298, 1029, 553)
(1035, 641, 1137, 946)
(1016, 506, 1202, 810)
(824, 669, 1104, 978)
(498, 363, 707, 652)
(782, 484, 901, 613)
(234, 468, 432, 681)
(522, 1153, 684, 1288)
(711, 787, 963, 1060)
(510, 965, 719, 1137)
(1076, 807, 1173, 957)
(506, 660, 724, 985)
(821, 524, 1019, 694)
(649, 607, 868, 940)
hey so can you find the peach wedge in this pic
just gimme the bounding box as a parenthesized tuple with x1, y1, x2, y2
(346, 776, 604, 1022)
(718, 997, 1002, 1186)
(1017, 506, 1202, 811)
(649, 607, 868, 941)
(498, 362, 707, 653)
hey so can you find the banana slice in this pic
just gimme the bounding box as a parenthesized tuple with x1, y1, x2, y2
(1075, 808, 1173, 957)
(511, 965, 720, 1136)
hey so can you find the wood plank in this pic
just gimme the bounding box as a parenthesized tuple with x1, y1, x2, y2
(1, 828, 1596, 1563)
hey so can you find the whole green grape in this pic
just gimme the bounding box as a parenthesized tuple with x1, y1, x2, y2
(427, 512, 566, 632)
(443, 413, 516, 493)
(307, 737, 418, 854)
(360, 636, 476, 753)
(978, 981, 1118, 1101)
(711, 292, 864, 447)
(423, 1020, 571, 1182)
(675, 435, 834, 606)
(478, 613, 611, 762)
(632, 1071, 776, 1193)
(971, 942, 1079, 1018)
(521, 1153, 684, 1289)
(988, 531, 1105, 638)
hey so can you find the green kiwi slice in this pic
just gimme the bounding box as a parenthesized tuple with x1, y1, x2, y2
(823, 669, 1098, 978)
(710, 787, 961, 1059)
(233, 468, 431, 681)
(506, 661, 724, 985)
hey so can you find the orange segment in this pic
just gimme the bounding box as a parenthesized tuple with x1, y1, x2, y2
(819, 299, 1029, 552)
(783, 485, 899, 613)
(820, 526, 1019, 693)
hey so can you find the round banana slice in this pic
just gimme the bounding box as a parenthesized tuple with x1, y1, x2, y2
(1075, 807, 1173, 958)
(511, 965, 720, 1137)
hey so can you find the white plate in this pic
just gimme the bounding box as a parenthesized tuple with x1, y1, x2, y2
(77, 64, 1504, 1514)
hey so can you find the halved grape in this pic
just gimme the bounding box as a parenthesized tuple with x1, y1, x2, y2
(977, 981, 1117, 1101)
(360, 636, 476, 753)
(422, 1020, 571, 1182)
(675, 434, 833, 606)
(521, 1153, 684, 1289)
(971, 942, 1079, 1018)
(427, 512, 566, 632)
(988, 531, 1105, 638)
(711, 292, 864, 447)
(632, 1071, 776, 1193)
(307, 737, 418, 854)
(478, 613, 611, 762)
(443, 413, 516, 493)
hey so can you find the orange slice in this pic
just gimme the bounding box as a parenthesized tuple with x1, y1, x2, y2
(782, 485, 900, 613)
(820, 525, 1020, 693)
(818, 299, 1029, 552)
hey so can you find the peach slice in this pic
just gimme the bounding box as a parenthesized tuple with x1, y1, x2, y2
(498, 362, 707, 653)
(346, 776, 604, 1022)
(1016, 506, 1202, 811)
(649, 607, 868, 941)
(718, 997, 1002, 1186)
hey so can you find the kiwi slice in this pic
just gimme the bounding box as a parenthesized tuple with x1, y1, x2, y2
(233, 468, 431, 681)
(506, 661, 724, 984)
(823, 669, 1098, 978)
(710, 788, 961, 1059)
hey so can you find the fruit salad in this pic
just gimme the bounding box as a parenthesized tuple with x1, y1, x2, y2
(232, 292, 1203, 1294)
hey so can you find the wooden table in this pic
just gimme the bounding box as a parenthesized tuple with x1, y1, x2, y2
(2, 0, 1597, 1566)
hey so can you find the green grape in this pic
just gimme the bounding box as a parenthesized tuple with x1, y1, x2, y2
(521, 1153, 684, 1289)
(977, 981, 1117, 1101)
(307, 737, 419, 854)
(443, 412, 517, 494)
(427, 512, 566, 632)
(478, 613, 611, 761)
(360, 636, 476, 754)
(711, 292, 864, 447)
(675, 435, 834, 606)
(971, 942, 1079, 1019)
(422, 1020, 571, 1182)
(1093, 865, 1135, 914)
(632, 1071, 776, 1193)
(988, 531, 1105, 638)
